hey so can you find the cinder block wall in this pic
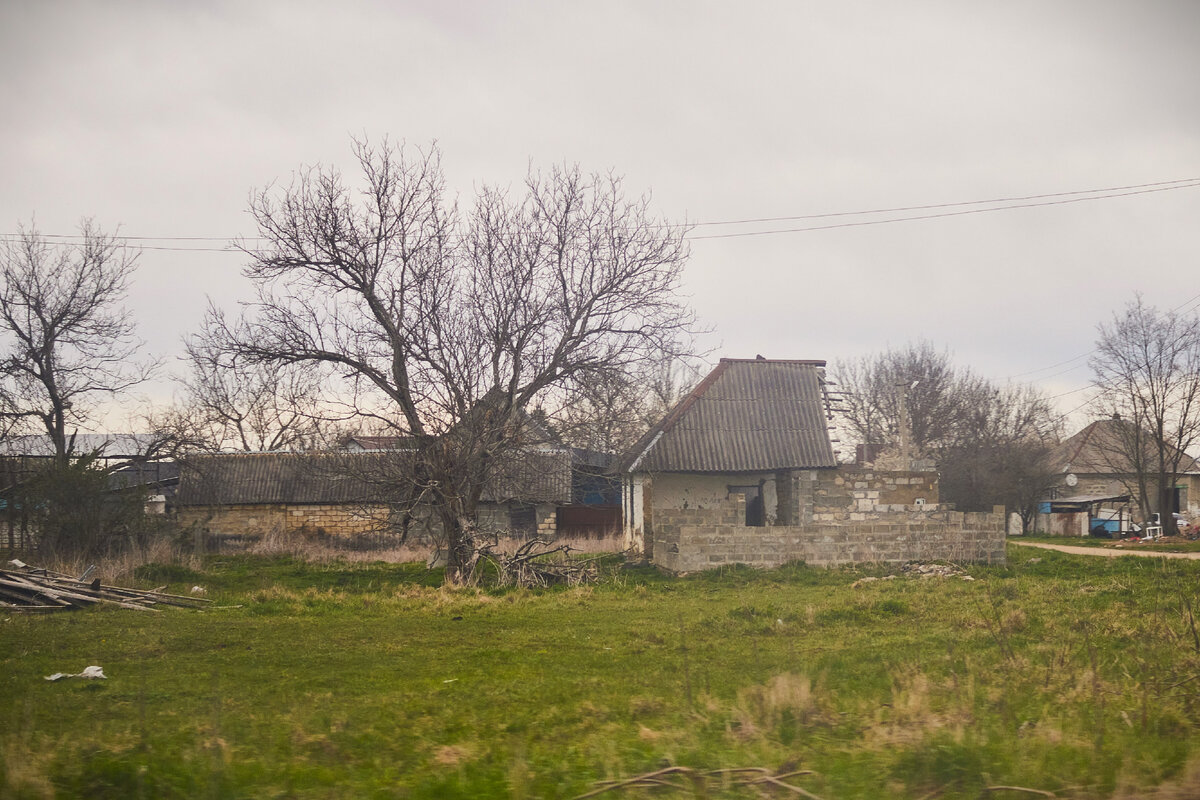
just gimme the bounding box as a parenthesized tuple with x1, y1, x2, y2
(651, 496, 1006, 572)
(809, 468, 940, 521)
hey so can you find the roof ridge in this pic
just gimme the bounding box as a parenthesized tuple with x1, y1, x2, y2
(719, 358, 827, 366)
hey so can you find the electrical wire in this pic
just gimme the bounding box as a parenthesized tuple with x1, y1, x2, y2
(4, 176, 1198, 250)
(2, 176, 1196, 406)
(686, 182, 1200, 241)
(690, 177, 1200, 228)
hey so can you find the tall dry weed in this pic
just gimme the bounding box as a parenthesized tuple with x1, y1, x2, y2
(26, 535, 200, 583)
(864, 668, 974, 747)
(732, 673, 827, 741)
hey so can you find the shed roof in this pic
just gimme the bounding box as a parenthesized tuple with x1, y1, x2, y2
(621, 358, 838, 473)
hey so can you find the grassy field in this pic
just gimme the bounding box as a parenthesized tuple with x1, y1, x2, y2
(4, 545, 1200, 799)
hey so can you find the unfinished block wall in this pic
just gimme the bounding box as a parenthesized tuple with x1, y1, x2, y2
(645, 466, 1003, 571)
(651, 498, 1006, 572)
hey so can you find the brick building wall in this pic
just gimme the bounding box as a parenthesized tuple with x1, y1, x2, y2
(177, 503, 396, 539)
(808, 467, 940, 521)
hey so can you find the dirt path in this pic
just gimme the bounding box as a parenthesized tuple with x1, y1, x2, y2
(1011, 540, 1200, 560)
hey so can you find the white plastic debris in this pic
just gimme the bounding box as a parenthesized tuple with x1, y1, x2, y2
(45, 665, 107, 681)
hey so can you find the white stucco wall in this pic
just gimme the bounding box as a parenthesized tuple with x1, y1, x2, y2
(649, 472, 780, 522)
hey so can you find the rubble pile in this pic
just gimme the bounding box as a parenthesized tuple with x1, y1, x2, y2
(900, 562, 971, 579)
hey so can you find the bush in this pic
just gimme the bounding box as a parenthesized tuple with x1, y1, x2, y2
(1, 455, 164, 559)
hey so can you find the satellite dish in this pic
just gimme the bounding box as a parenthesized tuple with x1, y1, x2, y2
(1065, 473, 1078, 487)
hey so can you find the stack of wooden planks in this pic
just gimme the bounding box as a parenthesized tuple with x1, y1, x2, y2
(0, 562, 210, 612)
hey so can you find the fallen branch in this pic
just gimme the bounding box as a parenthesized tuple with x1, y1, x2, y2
(985, 786, 1056, 798)
(475, 537, 603, 587)
(574, 765, 822, 799)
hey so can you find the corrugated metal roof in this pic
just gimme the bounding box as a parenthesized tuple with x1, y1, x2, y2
(625, 358, 837, 473)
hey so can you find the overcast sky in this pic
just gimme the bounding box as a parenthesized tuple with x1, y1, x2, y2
(2, 0, 1198, 434)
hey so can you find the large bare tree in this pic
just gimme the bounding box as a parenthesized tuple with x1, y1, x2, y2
(215, 139, 696, 579)
(0, 220, 152, 463)
(1090, 296, 1200, 534)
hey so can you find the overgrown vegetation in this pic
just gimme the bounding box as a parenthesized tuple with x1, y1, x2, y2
(0, 456, 171, 560)
(5, 546, 1200, 798)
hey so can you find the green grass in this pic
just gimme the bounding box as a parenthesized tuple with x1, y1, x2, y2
(5, 548, 1200, 798)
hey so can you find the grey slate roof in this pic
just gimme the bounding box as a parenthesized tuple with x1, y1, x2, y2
(176, 449, 572, 507)
(622, 358, 837, 473)
(1054, 418, 1200, 475)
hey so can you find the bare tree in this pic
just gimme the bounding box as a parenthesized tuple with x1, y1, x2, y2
(552, 357, 699, 456)
(833, 341, 980, 454)
(155, 308, 335, 453)
(0, 220, 152, 463)
(938, 382, 1061, 530)
(1090, 297, 1200, 534)
(215, 139, 696, 580)
(834, 342, 1060, 525)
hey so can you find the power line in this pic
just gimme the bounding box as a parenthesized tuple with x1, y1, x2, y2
(686, 182, 1200, 241)
(1006, 352, 1092, 380)
(4, 175, 1198, 250)
(690, 177, 1200, 228)
(1003, 288, 1200, 382)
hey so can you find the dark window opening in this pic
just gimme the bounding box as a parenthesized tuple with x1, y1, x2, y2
(509, 504, 537, 537)
(728, 484, 765, 527)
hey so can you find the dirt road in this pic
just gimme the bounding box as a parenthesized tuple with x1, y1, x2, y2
(1011, 540, 1200, 560)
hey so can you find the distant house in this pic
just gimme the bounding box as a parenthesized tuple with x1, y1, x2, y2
(1039, 417, 1200, 534)
(619, 358, 1004, 571)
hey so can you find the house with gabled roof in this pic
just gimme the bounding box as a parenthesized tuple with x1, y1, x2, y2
(620, 358, 1005, 571)
(1042, 417, 1200, 533)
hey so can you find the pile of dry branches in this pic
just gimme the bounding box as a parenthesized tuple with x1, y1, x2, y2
(474, 537, 605, 588)
(0, 561, 209, 612)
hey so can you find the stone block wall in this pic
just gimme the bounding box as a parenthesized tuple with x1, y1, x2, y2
(476, 503, 557, 537)
(811, 467, 940, 521)
(179, 500, 558, 542)
(651, 495, 1005, 572)
(177, 503, 396, 539)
